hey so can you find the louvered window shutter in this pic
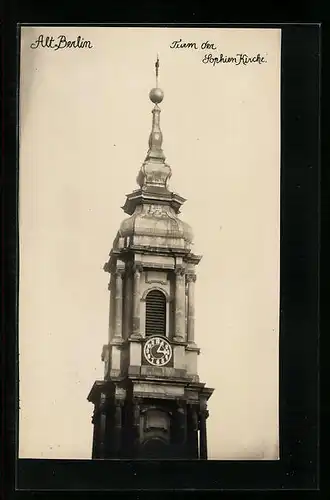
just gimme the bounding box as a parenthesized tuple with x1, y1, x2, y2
(146, 290, 166, 336)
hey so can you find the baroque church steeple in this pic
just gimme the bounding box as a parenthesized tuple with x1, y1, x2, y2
(87, 57, 214, 460)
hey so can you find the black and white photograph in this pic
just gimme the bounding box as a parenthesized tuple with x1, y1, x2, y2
(18, 27, 281, 462)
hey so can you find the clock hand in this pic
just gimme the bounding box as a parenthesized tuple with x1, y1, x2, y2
(156, 343, 165, 354)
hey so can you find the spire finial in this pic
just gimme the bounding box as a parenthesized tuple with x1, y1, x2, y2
(155, 54, 159, 87)
(149, 55, 164, 105)
(146, 56, 165, 161)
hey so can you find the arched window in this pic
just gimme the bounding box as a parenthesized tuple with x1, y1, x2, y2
(146, 289, 166, 336)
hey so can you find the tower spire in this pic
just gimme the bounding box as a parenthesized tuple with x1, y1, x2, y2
(146, 55, 165, 162)
(136, 57, 171, 190)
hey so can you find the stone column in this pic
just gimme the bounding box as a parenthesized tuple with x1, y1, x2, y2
(107, 274, 114, 342)
(91, 407, 98, 458)
(199, 402, 208, 460)
(98, 393, 108, 459)
(185, 287, 188, 337)
(123, 266, 132, 339)
(187, 274, 197, 345)
(177, 402, 187, 458)
(187, 404, 199, 459)
(113, 270, 124, 341)
(174, 267, 186, 342)
(132, 264, 143, 338)
(112, 400, 123, 457)
(133, 398, 141, 457)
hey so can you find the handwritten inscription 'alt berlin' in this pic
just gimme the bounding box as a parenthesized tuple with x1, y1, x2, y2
(170, 39, 267, 66)
(30, 35, 93, 50)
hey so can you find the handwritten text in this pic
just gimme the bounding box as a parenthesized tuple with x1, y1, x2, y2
(30, 35, 93, 50)
(169, 39, 267, 67)
(202, 53, 267, 66)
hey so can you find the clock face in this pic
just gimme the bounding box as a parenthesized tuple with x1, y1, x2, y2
(143, 336, 173, 367)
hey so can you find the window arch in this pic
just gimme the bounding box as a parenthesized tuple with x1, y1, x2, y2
(145, 289, 166, 337)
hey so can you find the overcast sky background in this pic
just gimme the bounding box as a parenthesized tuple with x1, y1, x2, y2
(19, 27, 281, 460)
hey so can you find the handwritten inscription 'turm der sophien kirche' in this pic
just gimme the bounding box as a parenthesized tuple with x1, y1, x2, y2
(170, 39, 267, 66)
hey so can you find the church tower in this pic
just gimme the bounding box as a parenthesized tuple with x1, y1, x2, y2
(87, 58, 214, 460)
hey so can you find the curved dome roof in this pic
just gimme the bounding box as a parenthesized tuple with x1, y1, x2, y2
(118, 203, 193, 247)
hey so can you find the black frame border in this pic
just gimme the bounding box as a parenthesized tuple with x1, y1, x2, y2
(3, 22, 320, 493)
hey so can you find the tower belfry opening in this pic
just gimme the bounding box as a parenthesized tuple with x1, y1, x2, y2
(145, 290, 166, 337)
(87, 57, 214, 460)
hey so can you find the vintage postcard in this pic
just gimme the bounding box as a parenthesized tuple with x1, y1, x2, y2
(18, 26, 281, 462)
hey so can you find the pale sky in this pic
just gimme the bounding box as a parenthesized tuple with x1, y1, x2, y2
(19, 26, 281, 460)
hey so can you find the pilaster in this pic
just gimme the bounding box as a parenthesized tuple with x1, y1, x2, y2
(113, 268, 125, 343)
(177, 401, 187, 457)
(98, 392, 108, 459)
(199, 399, 208, 460)
(186, 273, 197, 346)
(174, 266, 186, 342)
(187, 403, 199, 458)
(123, 264, 133, 339)
(112, 399, 124, 458)
(131, 264, 143, 339)
(133, 397, 142, 456)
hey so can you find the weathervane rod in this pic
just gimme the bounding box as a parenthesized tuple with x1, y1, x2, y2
(155, 54, 159, 87)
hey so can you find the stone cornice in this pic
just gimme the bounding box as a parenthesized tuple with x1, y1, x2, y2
(110, 246, 191, 259)
(110, 337, 125, 347)
(122, 189, 186, 216)
(110, 247, 203, 270)
(185, 344, 200, 354)
(185, 253, 202, 265)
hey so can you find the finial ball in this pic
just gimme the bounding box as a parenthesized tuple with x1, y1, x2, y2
(149, 87, 164, 104)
